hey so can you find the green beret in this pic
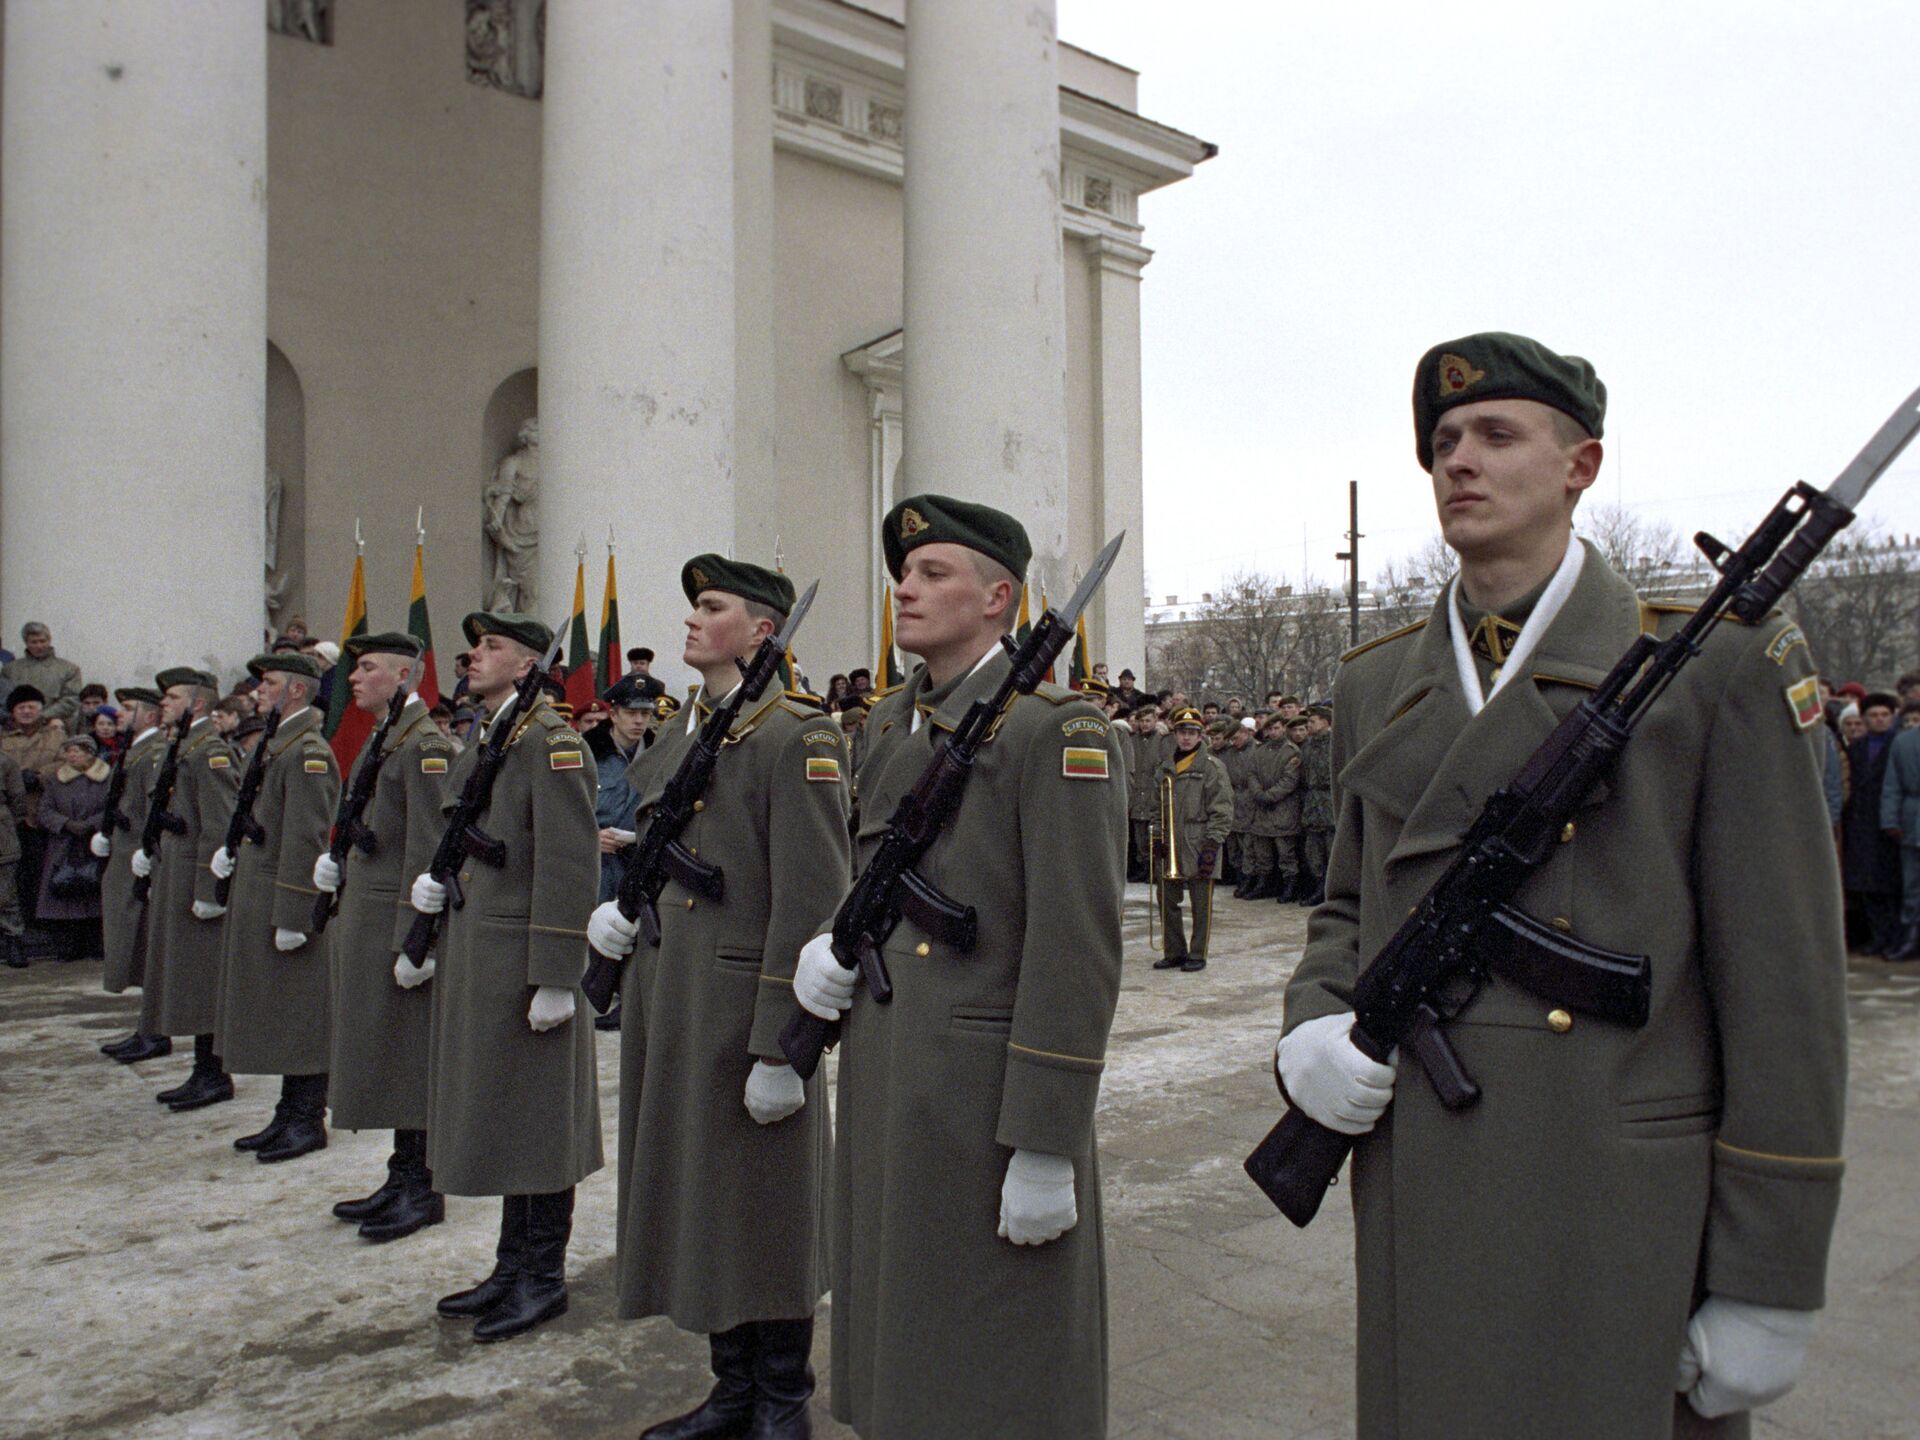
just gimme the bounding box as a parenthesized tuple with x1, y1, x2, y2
(156, 667, 218, 692)
(247, 651, 323, 682)
(344, 631, 424, 663)
(680, 554, 795, 618)
(114, 685, 162, 706)
(1305, 703, 1332, 721)
(882, 493, 1032, 584)
(462, 611, 553, 653)
(1413, 332, 1605, 470)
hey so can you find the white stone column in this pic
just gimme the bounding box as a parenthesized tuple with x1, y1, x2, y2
(902, 0, 1070, 579)
(1088, 236, 1152, 676)
(538, 0, 735, 690)
(732, 0, 779, 570)
(2, 1, 266, 686)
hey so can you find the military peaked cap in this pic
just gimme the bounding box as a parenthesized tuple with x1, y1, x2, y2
(156, 667, 218, 693)
(1169, 706, 1204, 730)
(680, 554, 796, 617)
(114, 685, 162, 706)
(882, 493, 1032, 584)
(462, 611, 553, 653)
(1413, 332, 1606, 470)
(604, 676, 652, 711)
(344, 631, 424, 662)
(246, 651, 324, 682)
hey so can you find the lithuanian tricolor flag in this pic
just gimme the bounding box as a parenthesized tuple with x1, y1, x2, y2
(564, 553, 596, 714)
(407, 539, 441, 708)
(1038, 587, 1055, 684)
(596, 544, 621, 697)
(1015, 583, 1032, 644)
(1069, 608, 1091, 690)
(325, 548, 375, 770)
(876, 583, 906, 689)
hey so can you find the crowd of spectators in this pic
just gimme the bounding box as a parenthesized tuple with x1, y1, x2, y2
(1830, 673, 1920, 960)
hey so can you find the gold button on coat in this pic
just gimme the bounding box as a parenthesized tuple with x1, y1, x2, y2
(1551, 916, 1573, 933)
(1547, 1009, 1573, 1033)
(914, 942, 930, 957)
(693, 800, 705, 813)
(685, 898, 695, 910)
(1559, 822, 1575, 843)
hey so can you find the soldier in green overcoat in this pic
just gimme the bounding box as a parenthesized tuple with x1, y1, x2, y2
(1240, 716, 1303, 901)
(142, 669, 240, 1112)
(1297, 703, 1334, 905)
(95, 687, 168, 1062)
(589, 556, 850, 1440)
(408, 611, 602, 1343)
(1278, 333, 1847, 1438)
(212, 652, 340, 1163)
(794, 495, 1127, 1440)
(1152, 706, 1232, 971)
(314, 633, 454, 1241)
(1219, 720, 1256, 894)
(1123, 702, 1163, 881)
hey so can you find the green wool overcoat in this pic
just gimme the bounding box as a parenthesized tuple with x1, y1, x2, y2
(1125, 725, 1165, 823)
(215, 707, 341, 1076)
(326, 701, 454, 1130)
(100, 729, 161, 993)
(829, 652, 1127, 1440)
(1157, 745, 1233, 875)
(1222, 741, 1257, 832)
(147, 719, 238, 1038)
(1300, 729, 1335, 830)
(425, 698, 603, 1197)
(615, 692, 849, 1334)
(1244, 737, 1304, 839)
(1284, 545, 1847, 1440)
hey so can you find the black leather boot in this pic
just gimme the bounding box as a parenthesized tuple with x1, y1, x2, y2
(234, 1075, 293, 1151)
(2, 933, 25, 968)
(114, 1034, 173, 1064)
(360, 1131, 444, 1242)
(334, 1135, 409, 1222)
(473, 1187, 572, 1342)
(747, 1317, 815, 1439)
(1885, 922, 1920, 962)
(167, 1036, 234, 1111)
(258, 1073, 328, 1163)
(439, 1195, 527, 1317)
(101, 1031, 140, 1057)
(641, 1323, 759, 1439)
(593, 1002, 623, 1032)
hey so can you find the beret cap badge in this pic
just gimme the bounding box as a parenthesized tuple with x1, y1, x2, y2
(1437, 353, 1486, 396)
(898, 507, 929, 540)
(690, 565, 710, 588)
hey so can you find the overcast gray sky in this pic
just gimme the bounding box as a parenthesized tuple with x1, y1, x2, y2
(1057, 0, 1920, 601)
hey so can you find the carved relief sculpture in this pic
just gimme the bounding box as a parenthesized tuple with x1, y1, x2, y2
(264, 465, 291, 623)
(466, 0, 545, 100)
(483, 418, 540, 613)
(267, 0, 331, 44)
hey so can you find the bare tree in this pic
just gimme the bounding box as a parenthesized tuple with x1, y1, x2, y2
(1575, 502, 1690, 591)
(1784, 526, 1920, 684)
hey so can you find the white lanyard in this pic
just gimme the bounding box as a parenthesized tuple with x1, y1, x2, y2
(1447, 536, 1585, 717)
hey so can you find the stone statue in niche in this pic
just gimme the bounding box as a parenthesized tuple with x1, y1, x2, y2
(264, 465, 291, 624)
(466, 0, 544, 100)
(483, 418, 540, 613)
(267, 0, 331, 44)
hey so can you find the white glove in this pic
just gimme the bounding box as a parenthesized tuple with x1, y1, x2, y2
(587, 900, 639, 959)
(130, 849, 153, 878)
(744, 1061, 806, 1125)
(394, 953, 435, 988)
(1276, 1012, 1398, 1136)
(1676, 1296, 1816, 1418)
(998, 1149, 1078, 1245)
(312, 854, 342, 892)
(90, 832, 111, 859)
(794, 933, 857, 1020)
(274, 928, 307, 953)
(210, 846, 235, 880)
(410, 873, 447, 914)
(191, 900, 226, 921)
(528, 985, 576, 1032)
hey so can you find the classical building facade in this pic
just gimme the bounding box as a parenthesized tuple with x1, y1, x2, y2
(0, 0, 1209, 691)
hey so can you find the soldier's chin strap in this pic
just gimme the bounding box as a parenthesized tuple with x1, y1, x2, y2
(1447, 533, 1585, 716)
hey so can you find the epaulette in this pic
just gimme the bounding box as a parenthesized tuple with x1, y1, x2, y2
(1017, 681, 1079, 708)
(1640, 597, 1763, 628)
(777, 694, 828, 719)
(1341, 619, 1427, 663)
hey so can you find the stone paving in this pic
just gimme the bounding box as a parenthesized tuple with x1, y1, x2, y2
(2, 886, 1916, 1438)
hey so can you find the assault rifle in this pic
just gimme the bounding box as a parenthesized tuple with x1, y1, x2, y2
(1244, 385, 1920, 1228)
(399, 626, 565, 967)
(130, 715, 192, 905)
(97, 741, 135, 841)
(311, 660, 419, 935)
(581, 582, 820, 1014)
(213, 702, 284, 907)
(779, 534, 1126, 1079)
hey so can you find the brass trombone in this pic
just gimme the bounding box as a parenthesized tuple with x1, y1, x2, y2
(1148, 773, 1185, 954)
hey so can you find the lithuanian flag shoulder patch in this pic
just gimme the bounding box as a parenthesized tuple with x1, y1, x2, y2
(303, 758, 331, 774)
(1784, 675, 1822, 731)
(421, 756, 448, 774)
(805, 756, 841, 783)
(1062, 745, 1110, 780)
(208, 754, 231, 770)
(549, 749, 584, 771)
